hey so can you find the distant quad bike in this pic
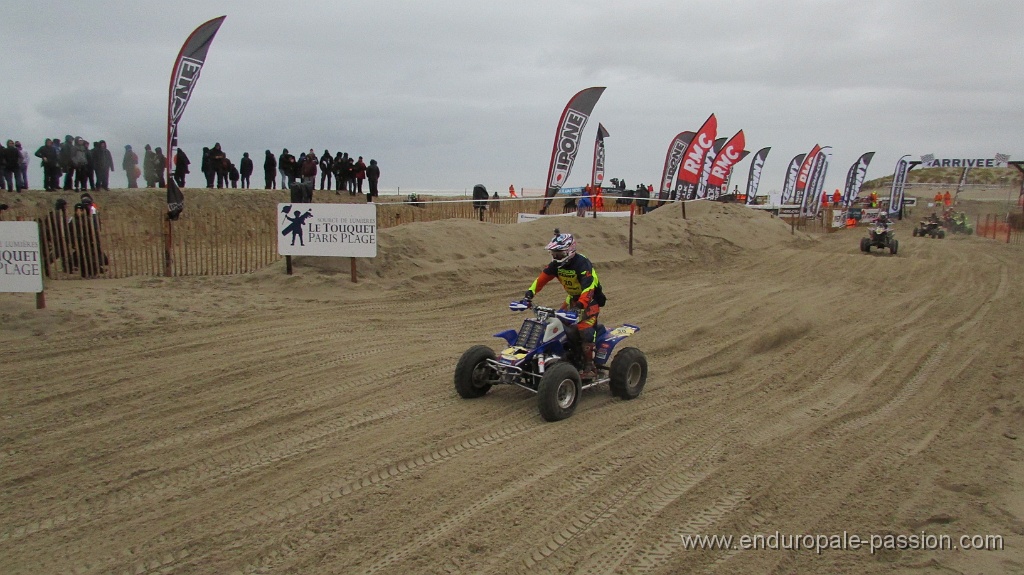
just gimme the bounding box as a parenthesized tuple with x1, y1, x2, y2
(454, 301, 647, 422)
(860, 223, 898, 255)
(912, 220, 945, 238)
(947, 215, 974, 235)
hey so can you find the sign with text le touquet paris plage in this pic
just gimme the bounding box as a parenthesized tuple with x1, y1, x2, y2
(277, 203, 377, 258)
(0, 222, 43, 293)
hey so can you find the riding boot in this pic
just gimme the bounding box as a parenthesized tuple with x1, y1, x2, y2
(580, 343, 597, 380)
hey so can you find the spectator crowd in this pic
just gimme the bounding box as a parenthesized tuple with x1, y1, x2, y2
(0, 135, 380, 198)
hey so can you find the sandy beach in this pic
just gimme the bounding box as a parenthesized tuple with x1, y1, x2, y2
(2, 198, 1023, 574)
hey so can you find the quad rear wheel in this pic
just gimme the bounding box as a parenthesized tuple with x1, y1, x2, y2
(609, 347, 648, 400)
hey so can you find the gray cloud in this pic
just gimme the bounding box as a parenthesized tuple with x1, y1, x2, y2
(2, 0, 1021, 196)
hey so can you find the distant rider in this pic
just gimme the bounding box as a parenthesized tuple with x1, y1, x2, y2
(523, 230, 605, 379)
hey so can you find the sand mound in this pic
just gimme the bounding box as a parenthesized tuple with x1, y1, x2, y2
(295, 201, 807, 287)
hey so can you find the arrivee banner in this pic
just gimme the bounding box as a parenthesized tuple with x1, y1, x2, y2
(277, 203, 377, 257)
(919, 154, 1011, 168)
(0, 222, 43, 293)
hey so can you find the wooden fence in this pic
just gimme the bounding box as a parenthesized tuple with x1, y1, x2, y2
(29, 197, 637, 280)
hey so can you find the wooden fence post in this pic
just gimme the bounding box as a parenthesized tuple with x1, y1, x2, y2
(628, 203, 634, 256)
(163, 216, 173, 277)
(35, 222, 46, 309)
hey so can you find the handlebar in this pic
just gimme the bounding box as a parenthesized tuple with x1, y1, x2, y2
(509, 301, 579, 323)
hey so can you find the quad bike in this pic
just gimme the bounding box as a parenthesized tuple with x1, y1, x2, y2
(945, 214, 974, 235)
(860, 223, 898, 255)
(912, 220, 945, 238)
(454, 301, 647, 422)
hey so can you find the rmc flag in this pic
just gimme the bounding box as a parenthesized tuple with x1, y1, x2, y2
(541, 86, 606, 213)
(674, 113, 718, 201)
(166, 16, 227, 191)
(705, 130, 746, 199)
(793, 144, 822, 207)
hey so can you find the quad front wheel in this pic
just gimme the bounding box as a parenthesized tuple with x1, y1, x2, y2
(454, 345, 497, 399)
(609, 347, 648, 400)
(889, 238, 899, 255)
(860, 237, 870, 252)
(537, 362, 582, 422)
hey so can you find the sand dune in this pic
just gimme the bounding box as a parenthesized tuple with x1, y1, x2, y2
(2, 199, 1023, 574)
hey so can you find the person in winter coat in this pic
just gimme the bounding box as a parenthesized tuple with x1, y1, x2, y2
(354, 156, 367, 194)
(278, 149, 296, 189)
(35, 138, 60, 191)
(208, 143, 227, 188)
(122, 145, 139, 188)
(228, 162, 240, 188)
(92, 141, 114, 191)
(319, 150, 333, 190)
(332, 152, 344, 193)
(60, 135, 76, 190)
(264, 150, 277, 189)
(71, 139, 91, 192)
(300, 149, 318, 186)
(201, 147, 213, 187)
(143, 144, 157, 187)
(153, 148, 167, 188)
(173, 148, 190, 187)
(366, 159, 380, 201)
(238, 152, 253, 188)
(2, 140, 21, 191)
(15, 142, 29, 190)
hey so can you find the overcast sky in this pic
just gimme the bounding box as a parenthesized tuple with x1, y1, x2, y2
(2, 0, 1021, 197)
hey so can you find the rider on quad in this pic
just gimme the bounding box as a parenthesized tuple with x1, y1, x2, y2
(523, 230, 606, 380)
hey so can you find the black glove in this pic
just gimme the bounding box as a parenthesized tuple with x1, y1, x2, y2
(524, 290, 534, 301)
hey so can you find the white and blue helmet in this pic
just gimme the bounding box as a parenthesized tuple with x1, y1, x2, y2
(546, 230, 577, 265)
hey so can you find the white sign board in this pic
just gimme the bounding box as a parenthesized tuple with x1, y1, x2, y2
(831, 210, 847, 228)
(517, 211, 631, 223)
(0, 222, 44, 293)
(277, 203, 377, 257)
